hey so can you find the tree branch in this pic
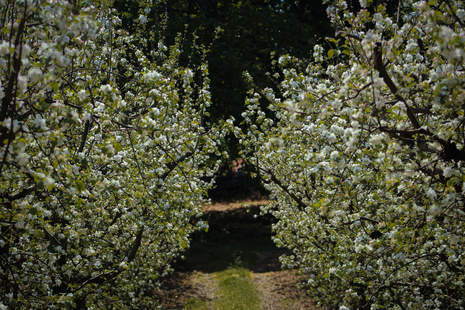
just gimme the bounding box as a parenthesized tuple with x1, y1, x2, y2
(0, 15, 26, 124)
(258, 166, 306, 211)
(78, 120, 91, 153)
(127, 228, 143, 263)
(444, 0, 465, 28)
(373, 43, 421, 129)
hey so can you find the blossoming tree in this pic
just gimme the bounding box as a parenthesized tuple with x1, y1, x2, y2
(240, 0, 465, 308)
(0, 0, 230, 308)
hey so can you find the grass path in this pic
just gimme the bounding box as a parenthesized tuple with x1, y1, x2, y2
(160, 268, 318, 309)
(158, 199, 321, 309)
(192, 265, 261, 310)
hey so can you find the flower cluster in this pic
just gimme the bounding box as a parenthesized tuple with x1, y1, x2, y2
(240, 0, 465, 308)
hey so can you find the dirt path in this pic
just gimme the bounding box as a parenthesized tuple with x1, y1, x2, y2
(157, 199, 321, 309)
(158, 271, 219, 309)
(159, 270, 317, 309)
(254, 271, 317, 310)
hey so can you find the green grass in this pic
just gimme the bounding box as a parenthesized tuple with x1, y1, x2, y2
(185, 297, 208, 310)
(177, 205, 290, 309)
(211, 257, 262, 310)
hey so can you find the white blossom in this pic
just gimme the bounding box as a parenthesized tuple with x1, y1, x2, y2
(139, 15, 147, 24)
(77, 89, 88, 100)
(426, 188, 437, 200)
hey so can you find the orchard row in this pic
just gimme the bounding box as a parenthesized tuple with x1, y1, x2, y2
(1, 0, 464, 309)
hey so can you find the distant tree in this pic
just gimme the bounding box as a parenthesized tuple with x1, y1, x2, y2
(169, 0, 332, 119)
(114, 0, 332, 159)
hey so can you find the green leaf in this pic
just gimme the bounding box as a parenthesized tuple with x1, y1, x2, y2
(36, 181, 44, 190)
(50, 81, 59, 91)
(342, 49, 351, 55)
(75, 180, 85, 192)
(446, 177, 459, 187)
(434, 11, 443, 18)
(328, 49, 335, 58)
(114, 142, 123, 152)
(80, 158, 88, 169)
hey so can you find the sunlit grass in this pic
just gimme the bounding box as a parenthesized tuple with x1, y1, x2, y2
(211, 256, 261, 310)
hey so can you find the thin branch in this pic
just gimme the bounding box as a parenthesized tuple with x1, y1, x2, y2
(336, 31, 362, 41)
(77, 120, 91, 153)
(444, 0, 465, 28)
(373, 43, 421, 129)
(127, 228, 143, 262)
(378, 126, 435, 137)
(258, 166, 306, 211)
(0, 13, 26, 123)
(7, 186, 36, 202)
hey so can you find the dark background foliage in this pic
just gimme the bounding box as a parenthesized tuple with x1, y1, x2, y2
(163, 0, 331, 123)
(113, 0, 332, 197)
(115, 0, 331, 124)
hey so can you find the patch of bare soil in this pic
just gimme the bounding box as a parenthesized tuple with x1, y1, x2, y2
(254, 270, 319, 310)
(158, 271, 218, 310)
(203, 198, 269, 212)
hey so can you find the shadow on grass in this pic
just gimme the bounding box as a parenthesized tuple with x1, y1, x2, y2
(173, 205, 291, 273)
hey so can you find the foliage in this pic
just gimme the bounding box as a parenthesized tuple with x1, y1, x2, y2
(0, 0, 231, 308)
(159, 0, 332, 124)
(114, 1, 333, 200)
(239, 0, 465, 308)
